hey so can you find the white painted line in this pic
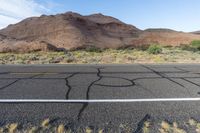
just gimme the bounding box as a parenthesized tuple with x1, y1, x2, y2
(0, 98, 200, 103)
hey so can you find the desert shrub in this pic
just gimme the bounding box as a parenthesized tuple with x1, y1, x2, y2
(117, 45, 149, 51)
(191, 40, 200, 50)
(65, 56, 75, 63)
(85, 46, 103, 52)
(180, 40, 200, 52)
(181, 44, 198, 52)
(135, 45, 150, 51)
(163, 45, 173, 50)
(75, 45, 103, 53)
(147, 44, 162, 54)
(117, 46, 134, 50)
(163, 45, 173, 48)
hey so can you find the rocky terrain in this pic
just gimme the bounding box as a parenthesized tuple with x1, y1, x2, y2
(0, 12, 200, 52)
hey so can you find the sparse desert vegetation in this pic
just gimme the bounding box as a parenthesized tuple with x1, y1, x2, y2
(1, 44, 200, 64)
(159, 121, 186, 133)
(181, 40, 200, 52)
(0, 118, 200, 133)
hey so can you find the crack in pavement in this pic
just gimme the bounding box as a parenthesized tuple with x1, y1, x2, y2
(174, 66, 200, 76)
(181, 78, 200, 95)
(141, 65, 193, 97)
(181, 78, 200, 88)
(77, 68, 103, 121)
(0, 73, 45, 91)
(94, 74, 157, 97)
(70, 66, 200, 121)
(173, 67, 200, 94)
(76, 68, 152, 121)
(2, 66, 200, 122)
(95, 76, 135, 87)
(0, 79, 20, 90)
(141, 65, 186, 88)
(65, 73, 79, 99)
(174, 67, 189, 73)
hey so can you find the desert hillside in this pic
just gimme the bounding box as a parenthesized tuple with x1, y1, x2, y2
(192, 31, 200, 34)
(0, 12, 200, 52)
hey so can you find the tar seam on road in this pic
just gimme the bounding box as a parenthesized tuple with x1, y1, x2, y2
(181, 78, 200, 88)
(141, 64, 193, 96)
(141, 65, 185, 87)
(0, 73, 44, 90)
(94, 76, 135, 87)
(173, 66, 189, 73)
(65, 73, 79, 99)
(0, 79, 20, 90)
(77, 68, 103, 121)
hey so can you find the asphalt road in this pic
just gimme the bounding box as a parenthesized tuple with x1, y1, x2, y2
(0, 64, 200, 132)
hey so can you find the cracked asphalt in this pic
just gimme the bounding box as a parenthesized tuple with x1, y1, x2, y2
(0, 64, 200, 131)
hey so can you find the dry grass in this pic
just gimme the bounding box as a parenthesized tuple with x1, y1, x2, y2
(8, 123, 18, 133)
(85, 126, 93, 133)
(188, 118, 200, 133)
(41, 118, 50, 128)
(119, 124, 132, 133)
(57, 124, 65, 133)
(1, 118, 200, 132)
(28, 126, 37, 133)
(188, 118, 197, 126)
(159, 121, 186, 133)
(1, 47, 200, 64)
(98, 129, 104, 133)
(143, 121, 151, 133)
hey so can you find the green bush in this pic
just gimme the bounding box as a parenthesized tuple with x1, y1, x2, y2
(191, 40, 200, 50)
(147, 44, 162, 54)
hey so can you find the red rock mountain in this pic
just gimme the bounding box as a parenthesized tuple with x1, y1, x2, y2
(0, 12, 200, 52)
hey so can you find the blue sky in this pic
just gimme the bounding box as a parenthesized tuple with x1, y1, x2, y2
(0, 0, 200, 32)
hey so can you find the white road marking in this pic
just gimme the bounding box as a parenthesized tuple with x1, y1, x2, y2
(0, 98, 200, 103)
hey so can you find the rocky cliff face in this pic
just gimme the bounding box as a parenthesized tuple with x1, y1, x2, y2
(0, 12, 200, 52)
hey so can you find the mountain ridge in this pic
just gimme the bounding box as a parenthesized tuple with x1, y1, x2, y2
(0, 12, 200, 52)
(192, 31, 200, 34)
